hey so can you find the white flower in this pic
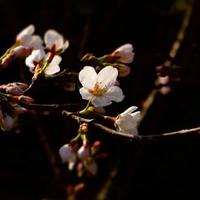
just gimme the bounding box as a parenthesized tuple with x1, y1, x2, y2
(111, 43, 135, 64)
(25, 49, 46, 72)
(59, 144, 77, 170)
(44, 55, 61, 75)
(16, 24, 43, 50)
(26, 49, 61, 75)
(115, 106, 141, 136)
(44, 29, 69, 53)
(79, 66, 124, 107)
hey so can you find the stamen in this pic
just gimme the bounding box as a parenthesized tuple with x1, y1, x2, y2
(90, 82, 107, 96)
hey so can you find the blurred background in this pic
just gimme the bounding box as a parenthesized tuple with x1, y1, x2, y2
(0, 0, 200, 199)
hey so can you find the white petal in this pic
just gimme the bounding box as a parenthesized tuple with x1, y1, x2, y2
(50, 55, 62, 65)
(120, 106, 138, 117)
(16, 24, 35, 41)
(116, 43, 133, 52)
(25, 56, 35, 69)
(31, 49, 46, 61)
(79, 87, 93, 100)
(28, 35, 43, 49)
(77, 145, 90, 160)
(44, 29, 64, 50)
(44, 55, 61, 75)
(68, 161, 76, 170)
(124, 128, 138, 136)
(79, 66, 97, 89)
(45, 65, 60, 75)
(25, 49, 45, 70)
(59, 144, 76, 163)
(97, 66, 118, 88)
(91, 96, 112, 107)
(130, 111, 141, 123)
(18, 35, 32, 47)
(63, 40, 69, 50)
(105, 86, 124, 102)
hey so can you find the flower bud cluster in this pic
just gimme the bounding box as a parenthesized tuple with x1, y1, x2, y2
(0, 82, 34, 131)
(59, 124, 101, 176)
(156, 64, 181, 95)
(81, 43, 135, 77)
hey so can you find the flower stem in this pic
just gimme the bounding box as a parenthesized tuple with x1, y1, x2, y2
(79, 100, 91, 114)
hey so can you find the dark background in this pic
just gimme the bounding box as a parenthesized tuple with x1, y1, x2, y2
(0, 0, 200, 199)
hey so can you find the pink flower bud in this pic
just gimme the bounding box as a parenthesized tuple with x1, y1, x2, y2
(0, 114, 15, 131)
(12, 104, 28, 114)
(6, 86, 24, 95)
(158, 76, 170, 85)
(0, 82, 29, 95)
(159, 86, 171, 95)
(111, 43, 135, 64)
(17, 95, 34, 104)
(91, 140, 101, 154)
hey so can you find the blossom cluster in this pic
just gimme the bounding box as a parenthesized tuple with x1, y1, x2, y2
(0, 25, 142, 180)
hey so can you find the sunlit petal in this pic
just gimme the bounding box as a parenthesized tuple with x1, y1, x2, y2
(105, 86, 124, 102)
(79, 66, 97, 89)
(97, 66, 118, 87)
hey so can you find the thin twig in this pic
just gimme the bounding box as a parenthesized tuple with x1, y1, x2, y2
(62, 110, 200, 141)
(141, 1, 194, 120)
(13, 101, 200, 140)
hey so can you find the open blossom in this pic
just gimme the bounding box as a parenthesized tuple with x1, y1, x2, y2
(44, 29, 69, 53)
(115, 106, 141, 136)
(111, 43, 135, 64)
(16, 24, 43, 50)
(25, 49, 61, 75)
(79, 66, 124, 107)
(16, 24, 35, 41)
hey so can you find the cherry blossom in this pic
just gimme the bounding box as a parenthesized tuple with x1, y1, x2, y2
(16, 24, 43, 50)
(44, 29, 69, 53)
(79, 66, 124, 107)
(25, 49, 61, 75)
(115, 106, 141, 136)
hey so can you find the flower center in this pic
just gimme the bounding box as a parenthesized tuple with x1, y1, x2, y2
(90, 82, 107, 96)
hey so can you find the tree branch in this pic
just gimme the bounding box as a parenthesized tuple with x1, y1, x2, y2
(16, 102, 200, 141)
(62, 110, 200, 141)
